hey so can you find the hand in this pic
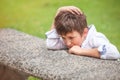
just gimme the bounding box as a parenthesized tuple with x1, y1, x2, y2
(69, 46, 100, 58)
(55, 6, 82, 16)
(68, 46, 83, 55)
(51, 6, 82, 30)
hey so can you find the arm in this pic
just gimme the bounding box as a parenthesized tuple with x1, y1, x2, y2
(46, 6, 80, 49)
(45, 24, 66, 50)
(68, 46, 100, 58)
(68, 32, 120, 59)
(92, 33, 120, 59)
(97, 43, 120, 59)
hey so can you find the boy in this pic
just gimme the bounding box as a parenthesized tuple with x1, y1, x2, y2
(45, 6, 120, 60)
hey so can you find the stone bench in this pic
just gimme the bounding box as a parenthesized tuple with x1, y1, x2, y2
(0, 28, 120, 80)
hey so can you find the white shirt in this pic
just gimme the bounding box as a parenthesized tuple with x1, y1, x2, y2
(45, 24, 120, 60)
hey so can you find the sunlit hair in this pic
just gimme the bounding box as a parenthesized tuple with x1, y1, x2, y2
(54, 6, 87, 36)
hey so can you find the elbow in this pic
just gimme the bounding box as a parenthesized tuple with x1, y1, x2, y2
(46, 42, 56, 50)
(100, 52, 120, 60)
(46, 39, 66, 50)
(114, 53, 120, 59)
(99, 44, 120, 59)
(46, 41, 60, 50)
(46, 39, 56, 49)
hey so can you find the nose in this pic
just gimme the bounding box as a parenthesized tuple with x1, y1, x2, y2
(65, 40, 72, 48)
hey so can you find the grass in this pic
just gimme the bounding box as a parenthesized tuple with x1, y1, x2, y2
(0, 0, 120, 80)
(27, 76, 41, 80)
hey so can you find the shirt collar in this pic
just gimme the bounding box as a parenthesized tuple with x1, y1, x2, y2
(81, 24, 97, 48)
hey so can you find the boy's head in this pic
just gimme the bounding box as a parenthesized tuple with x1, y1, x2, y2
(54, 6, 87, 36)
(54, 6, 88, 48)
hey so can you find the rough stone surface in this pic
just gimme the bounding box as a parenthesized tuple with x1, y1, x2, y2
(0, 28, 120, 80)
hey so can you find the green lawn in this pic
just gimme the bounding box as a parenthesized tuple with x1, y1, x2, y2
(0, 0, 120, 80)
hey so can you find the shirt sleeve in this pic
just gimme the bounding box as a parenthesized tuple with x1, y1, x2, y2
(92, 32, 120, 59)
(45, 29, 67, 50)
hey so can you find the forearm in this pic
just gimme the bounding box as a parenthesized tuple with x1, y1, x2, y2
(81, 48, 100, 58)
(69, 46, 100, 58)
(46, 29, 66, 49)
(46, 38, 66, 50)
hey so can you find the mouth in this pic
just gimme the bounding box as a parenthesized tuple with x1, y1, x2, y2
(67, 45, 73, 48)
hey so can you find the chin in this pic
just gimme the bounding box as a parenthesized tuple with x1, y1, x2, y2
(67, 46, 73, 48)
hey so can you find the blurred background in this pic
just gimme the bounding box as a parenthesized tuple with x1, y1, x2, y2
(0, 0, 120, 79)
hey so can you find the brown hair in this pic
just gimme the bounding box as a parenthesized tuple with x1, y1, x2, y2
(54, 6, 87, 36)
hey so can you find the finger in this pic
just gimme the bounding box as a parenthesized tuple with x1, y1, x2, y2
(56, 6, 82, 16)
(68, 49, 71, 54)
(68, 48, 74, 54)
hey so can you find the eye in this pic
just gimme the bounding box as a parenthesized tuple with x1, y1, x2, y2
(69, 37, 74, 40)
(61, 37, 65, 40)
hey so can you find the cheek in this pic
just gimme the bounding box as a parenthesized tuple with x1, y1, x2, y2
(72, 37, 82, 46)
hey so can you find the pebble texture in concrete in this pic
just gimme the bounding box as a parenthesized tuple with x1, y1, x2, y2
(0, 28, 120, 80)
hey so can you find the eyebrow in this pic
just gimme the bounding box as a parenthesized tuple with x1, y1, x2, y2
(61, 35, 78, 38)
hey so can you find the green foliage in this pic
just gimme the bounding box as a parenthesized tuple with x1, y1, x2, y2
(0, 0, 120, 79)
(3, 0, 120, 49)
(0, 0, 120, 50)
(0, 0, 120, 51)
(27, 76, 41, 80)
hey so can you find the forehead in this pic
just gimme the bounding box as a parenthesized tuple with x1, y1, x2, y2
(61, 30, 81, 37)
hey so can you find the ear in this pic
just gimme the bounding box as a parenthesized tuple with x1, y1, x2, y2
(82, 28, 88, 37)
